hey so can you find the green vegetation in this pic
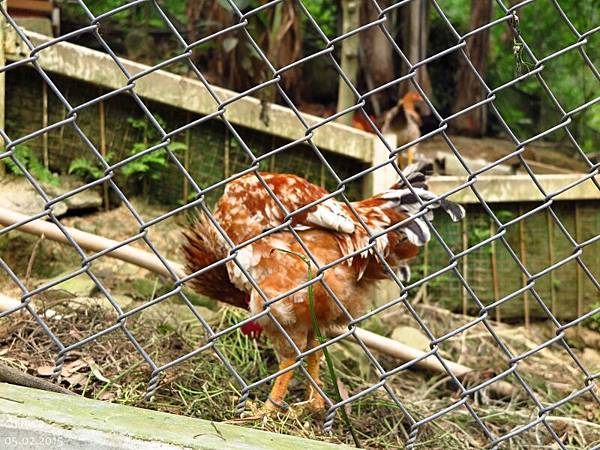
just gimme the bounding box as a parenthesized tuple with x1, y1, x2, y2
(274, 248, 360, 448)
(590, 302, 600, 332)
(5, 145, 58, 186)
(303, 0, 338, 39)
(66, 114, 187, 195)
(123, 116, 184, 181)
(436, 0, 599, 151)
(59, 0, 599, 155)
(68, 152, 114, 181)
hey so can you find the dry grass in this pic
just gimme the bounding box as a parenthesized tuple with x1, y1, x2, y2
(1, 294, 598, 449)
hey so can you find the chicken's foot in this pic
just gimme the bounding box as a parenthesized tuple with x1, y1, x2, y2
(264, 358, 295, 412)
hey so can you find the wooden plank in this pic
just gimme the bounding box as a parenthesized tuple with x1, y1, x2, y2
(7, 0, 53, 14)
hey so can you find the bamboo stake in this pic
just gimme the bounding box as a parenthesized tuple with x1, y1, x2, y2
(269, 135, 276, 173)
(42, 83, 49, 169)
(423, 239, 429, 299)
(0, 207, 174, 278)
(490, 218, 501, 323)
(335, 327, 515, 398)
(224, 128, 230, 179)
(0, 206, 515, 398)
(575, 203, 583, 333)
(546, 210, 556, 316)
(99, 99, 109, 211)
(461, 213, 468, 315)
(319, 160, 325, 188)
(0, 0, 6, 177)
(518, 205, 530, 328)
(183, 112, 191, 203)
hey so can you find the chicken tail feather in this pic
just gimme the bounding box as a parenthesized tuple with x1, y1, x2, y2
(182, 214, 248, 309)
(384, 160, 466, 245)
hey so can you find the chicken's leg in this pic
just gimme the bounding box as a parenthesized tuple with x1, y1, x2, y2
(265, 358, 295, 412)
(305, 349, 325, 411)
(406, 145, 416, 166)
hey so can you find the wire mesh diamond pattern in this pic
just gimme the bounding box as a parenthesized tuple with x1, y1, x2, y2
(1, 0, 599, 449)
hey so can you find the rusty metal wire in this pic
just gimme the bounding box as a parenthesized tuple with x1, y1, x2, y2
(1, 0, 599, 448)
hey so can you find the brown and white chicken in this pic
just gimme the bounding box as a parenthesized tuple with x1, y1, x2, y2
(183, 162, 464, 412)
(381, 91, 427, 167)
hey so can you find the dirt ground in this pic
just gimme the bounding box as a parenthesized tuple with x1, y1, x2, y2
(1, 200, 599, 449)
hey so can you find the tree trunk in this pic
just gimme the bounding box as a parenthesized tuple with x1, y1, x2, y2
(359, 0, 394, 114)
(337, 0, 361, 126)
(186, 0, 203, 45)
(401, 0, 432, 99)
(451, 0, 493, 136)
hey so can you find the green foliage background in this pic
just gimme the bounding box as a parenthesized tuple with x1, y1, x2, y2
(59, 0, 598, 153)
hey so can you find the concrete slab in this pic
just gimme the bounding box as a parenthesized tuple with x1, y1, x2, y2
(429, 174, 600, 203)
(0, 383, 352, 450)
(4, 28, 374, 164)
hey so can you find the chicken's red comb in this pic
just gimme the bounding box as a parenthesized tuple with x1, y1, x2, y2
(240, 294, 263, 338)
(241, 321, 263, 339)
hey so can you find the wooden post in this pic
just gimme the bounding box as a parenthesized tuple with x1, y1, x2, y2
(363, 133, 397, 198)
(402, 0, 432, 97)
(336, 0, 360, 127)
(0, 0, 6, 176)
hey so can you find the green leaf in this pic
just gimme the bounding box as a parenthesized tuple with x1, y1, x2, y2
(167, 141, 187, 152)
(235, 0, 253, 9)
(68, 158, 103, 180)
(6, 145, 58, 185)
(127, 116, 147, 130)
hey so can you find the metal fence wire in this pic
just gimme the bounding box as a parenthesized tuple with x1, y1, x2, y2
(1, 0, 600, 449)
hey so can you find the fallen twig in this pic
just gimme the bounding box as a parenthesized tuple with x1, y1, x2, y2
(0, 361, 75, 396)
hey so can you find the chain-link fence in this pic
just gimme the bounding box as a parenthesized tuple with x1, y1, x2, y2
(1, 0, 599, 448)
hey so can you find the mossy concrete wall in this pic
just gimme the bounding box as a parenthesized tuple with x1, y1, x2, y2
(0, 383, 352, 450)
(3, 28, 369, 205)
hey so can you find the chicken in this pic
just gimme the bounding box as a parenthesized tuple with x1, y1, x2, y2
(183, 162, 465, 412)
(298, 102, 379, 134)
(351, 111, 379, 133)
(381, 91, 427, 166)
